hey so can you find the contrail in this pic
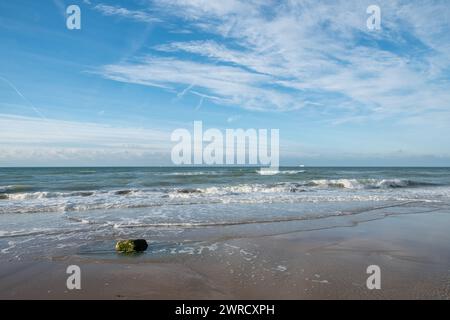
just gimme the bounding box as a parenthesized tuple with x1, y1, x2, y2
(177, 82, 196, 98)
(0, 76, 66, 138)
(0, 76, 48, 121)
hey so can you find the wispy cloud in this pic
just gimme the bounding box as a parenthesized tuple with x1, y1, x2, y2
(95, 0, 450, 121)
(94, 4, 162, 23)
(99, 56, 305, 111)
(0, 114, 172, 166)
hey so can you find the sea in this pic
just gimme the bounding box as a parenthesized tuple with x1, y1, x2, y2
(1, 167, 450, 260)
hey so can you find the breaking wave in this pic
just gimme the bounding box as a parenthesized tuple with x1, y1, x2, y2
(0, 178, 445, 214)
(304, 179, 438, 189)
(0, 179, 441, 201)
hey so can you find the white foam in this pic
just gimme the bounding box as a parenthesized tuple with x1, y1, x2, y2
(1, 179, 448, 215)
(275, 265, 287, 272)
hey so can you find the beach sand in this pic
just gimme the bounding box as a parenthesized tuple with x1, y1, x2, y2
(1, 206, 450, 300)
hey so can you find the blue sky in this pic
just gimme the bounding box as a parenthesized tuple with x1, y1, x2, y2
(0, 0, 449, 166)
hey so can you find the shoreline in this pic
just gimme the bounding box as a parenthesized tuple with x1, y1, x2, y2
(1, 208, 450, 299)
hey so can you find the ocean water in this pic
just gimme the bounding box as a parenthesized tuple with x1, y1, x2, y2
(1, 167, 450, 259)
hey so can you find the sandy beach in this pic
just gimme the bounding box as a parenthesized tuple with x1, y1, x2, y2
(3, 0, 450, 304)
(2, 204, 450, 300)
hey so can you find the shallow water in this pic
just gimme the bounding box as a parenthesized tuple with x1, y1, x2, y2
(1, 167, 450, 260)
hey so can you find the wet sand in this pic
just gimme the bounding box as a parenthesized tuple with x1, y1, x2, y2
(1, 209, 450, 299)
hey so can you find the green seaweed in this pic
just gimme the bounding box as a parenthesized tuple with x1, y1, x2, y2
(115, 239, 148, 253)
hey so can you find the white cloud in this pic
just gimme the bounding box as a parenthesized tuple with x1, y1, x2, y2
(96, 0, 450, 121)
(226, 115, 240, 123)
(0, 114, 172, 165)
(154, 0, 252, 19)
(94, 4, 162, 23)
(99, 56, 305, 111)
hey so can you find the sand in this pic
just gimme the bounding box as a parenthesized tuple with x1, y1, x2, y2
(1, 208, 450, 299)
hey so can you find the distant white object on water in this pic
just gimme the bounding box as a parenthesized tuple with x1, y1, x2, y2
(258, 168, 279, 175)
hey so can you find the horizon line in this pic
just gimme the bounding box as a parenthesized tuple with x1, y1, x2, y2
(1, 165, 450, 169)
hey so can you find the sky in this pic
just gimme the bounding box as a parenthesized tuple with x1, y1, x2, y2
(0, 0, 449, 166)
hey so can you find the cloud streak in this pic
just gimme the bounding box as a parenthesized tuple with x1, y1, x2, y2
(95, 0, 450, 121)
(0, 114, 172, 166)
(94, 4, 162, 23)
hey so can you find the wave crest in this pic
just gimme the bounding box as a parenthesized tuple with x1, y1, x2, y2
(307, 179, 437, 189)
